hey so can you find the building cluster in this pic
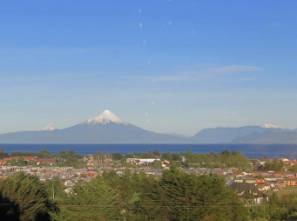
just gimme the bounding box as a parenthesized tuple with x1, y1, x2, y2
(126, 157, 170, 168)
(230, 170, 294, 204)
(0, 156, 56, 166)
(227, 158, 297, 204)
(1, 154, 297, 203)
(0, 165, 98, 192)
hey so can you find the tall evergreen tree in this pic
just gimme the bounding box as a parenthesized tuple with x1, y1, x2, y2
(0, 173, 58, 221)
(58, 178, 122, 221)
(152, 167, 247, 221)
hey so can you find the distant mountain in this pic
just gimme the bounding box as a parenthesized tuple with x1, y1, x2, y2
(0, 110, 185, 144)
(191, 126, 267, 144)
(232, 128, 297, 144)
(1, 111, 297, 144)
(192, 126, 297, 144)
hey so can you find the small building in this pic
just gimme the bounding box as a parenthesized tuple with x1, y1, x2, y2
(126, 158, 160, 165)
(285, 179, 297, 187)
(231, 182, 267, 205)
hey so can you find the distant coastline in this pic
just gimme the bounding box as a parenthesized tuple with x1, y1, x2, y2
(1, 143, 297, 158)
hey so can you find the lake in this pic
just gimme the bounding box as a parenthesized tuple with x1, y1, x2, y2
(0, 144, 297, 158)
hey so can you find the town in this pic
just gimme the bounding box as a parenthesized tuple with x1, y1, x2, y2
(1, 149, 297, 205)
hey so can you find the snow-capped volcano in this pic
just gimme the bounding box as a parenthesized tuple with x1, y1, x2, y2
(1, 109, 296, 144)
(86, 110, 124, 125)
(43, 123, 57, 131)
(0, 109, 184, 144)
(262, 123, 280, 129)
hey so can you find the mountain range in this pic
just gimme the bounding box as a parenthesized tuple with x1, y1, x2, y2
(0, 110, 296, 144)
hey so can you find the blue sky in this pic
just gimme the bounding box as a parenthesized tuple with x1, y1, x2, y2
(0, 0, 297, 135)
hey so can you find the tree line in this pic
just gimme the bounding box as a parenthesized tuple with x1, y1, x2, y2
(0, 168, 247, 221)
(2, 168, 297, 221)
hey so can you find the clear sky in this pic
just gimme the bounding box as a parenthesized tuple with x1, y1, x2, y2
(0, 0, 297, 135)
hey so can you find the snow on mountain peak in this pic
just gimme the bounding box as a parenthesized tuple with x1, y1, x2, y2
(262, 123, 280, 129)
(43, 123, 57, 131)
(87, 110, 124, 125)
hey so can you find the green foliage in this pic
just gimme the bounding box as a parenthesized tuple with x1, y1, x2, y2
(0, 166, 252, 221)
(0, 173, 58, 221)
(49, 169, 248, 221)
(111, 153, 124, 160)
(126, 151, 161, 159)
(101, 171, 159, 221)
(7, 150, 52, 159)
(37, 150, 53, 159)
(249, 191, 297, 221)
(56, 151, 85, 168)
(7, 158, 31, 166)
(288, 165, 297, 173)
(10, 152, 34, 157)
(267, 192, 297, 220)
(153, 167, 247, 221)
(184, 151, 251, 170)
(0, 192, 20, 220)
(161, 153, 182, 162)
(259, 160, 284, 172)
(44, 177, 67, 202)
(57, 178, 122, 221)
(0, 149, 8, 159)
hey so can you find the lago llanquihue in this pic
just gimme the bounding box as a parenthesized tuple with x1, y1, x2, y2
(1, 144, 297, 158)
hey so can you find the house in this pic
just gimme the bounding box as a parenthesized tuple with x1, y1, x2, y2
(285, 179, 297, 187)
(231, 182, 267, 204)
(126, 158, 161, 165)
(256, 179, 265, 185)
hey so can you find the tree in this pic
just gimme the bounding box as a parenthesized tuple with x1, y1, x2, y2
(147, 167, 248, 221)
(46, 169, 248, 221)
(0, 149, 8, 159)
(0, 193, 20, 221)
(44, 177, 66, 202)
(260, 160, 284, 172)
(56, 151, 85, 168)
(58, 178, 122, 221)
(0, 173, 58, 221)
(101, 171, 159, 221)
(182, 151, 251, 170)
(37, 150, 52, 159)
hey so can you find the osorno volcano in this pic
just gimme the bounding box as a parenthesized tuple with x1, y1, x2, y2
(0, 110, 185, 144)
(1, 110, 297, 144)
